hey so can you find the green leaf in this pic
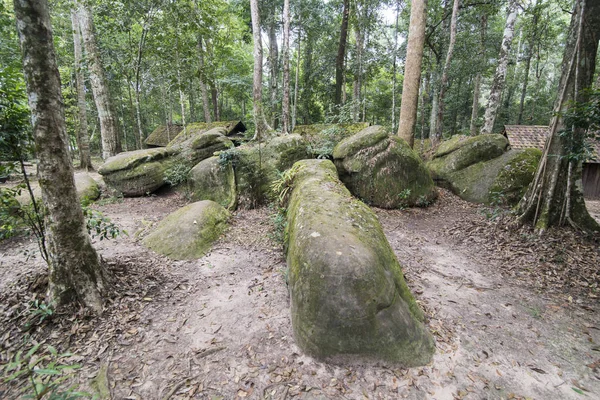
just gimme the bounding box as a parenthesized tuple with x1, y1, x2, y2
(572, 387, 584, 395)
(33, 368, 61, 375)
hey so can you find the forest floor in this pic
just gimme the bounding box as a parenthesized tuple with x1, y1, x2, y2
(1, 172, 600, 400)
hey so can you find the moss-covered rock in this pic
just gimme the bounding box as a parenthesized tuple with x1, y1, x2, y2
(427, 134, 509, 179)
(145, 124, 184, 147)
(100, 128, 234, 196)
(293, 123, 370, 158)
(142, 200, 229, 260)
(333, 126, 437, 208)
(224, 134, 311, 208)
(167, 121, 245, 148)
(441, 149, 541, 205)
(490, 148, 542, 205)
(286, 159, 434, 364)
(188, 156, 237, 210)
(16, 172, 101, 206)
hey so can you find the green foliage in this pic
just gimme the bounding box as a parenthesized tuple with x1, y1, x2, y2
(163, 162, 191, 187)
(270, 164, 305, 208)
(558, 89, 600, 163)
(269, 205, 288, 246)
(23, 299, 55, 331)
(311, 126, 345, 159)
(217, 148, 241, 169)
(83, 208, 125, 240)
(397, 188, 411, 210)
(1, 343, 91, 399)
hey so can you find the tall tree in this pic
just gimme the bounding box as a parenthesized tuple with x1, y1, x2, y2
(70, 8, 92, 170)
(334, 0, 350, 106)
(250, 0, 271, 138)
(197, 34, 212, 123)
(481, 0, 518, 134)
(518, 0, 600, 233)
(433, 0, 460, 144)
(470, 14, 487, 135)
(281, 0, 291, 134)
(517, 0, 540, 125)
(76, 0, 121, 159)
(13, 0, 107, 313)
(397, 0, 428, 148)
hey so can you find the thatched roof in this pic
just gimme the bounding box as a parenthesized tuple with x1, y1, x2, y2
(145, 124, 184, 147)
(503, 125, 599, 163)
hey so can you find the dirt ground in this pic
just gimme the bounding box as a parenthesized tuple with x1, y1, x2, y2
(1, 179, 600, 399)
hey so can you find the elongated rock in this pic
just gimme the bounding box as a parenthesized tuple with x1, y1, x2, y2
(286, 159, 434, 365)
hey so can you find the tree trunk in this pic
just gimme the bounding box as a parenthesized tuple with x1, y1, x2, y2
(334, 0, 350, 106)
(518, 0, 600, 233)
(250, 0, 271, 139)
(282, 0, 291, 134)
(14, 0, 107, 313)
(481, 1, 518, 134)
(391, 1, 400, 133)
(292, 19, 301, 131)
(76, 0, 121, 159)
(517, 1, 539, 125)
(433, 0, 460, 145)
(397, 0, 427, 148)
(70, 9, 92, 170)
(470, 14, 487, 136)
(353, 13, 364, 123)
(197, 35, 212, 123)
(268, 20, 279, 129)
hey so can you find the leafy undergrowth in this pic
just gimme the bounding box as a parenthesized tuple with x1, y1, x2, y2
(446, 208, 600, 303)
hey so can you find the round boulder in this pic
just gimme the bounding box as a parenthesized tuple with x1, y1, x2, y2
(188, 156, 237, 210)
(333, 126, 437, 208)
(142, 200, 229, 260)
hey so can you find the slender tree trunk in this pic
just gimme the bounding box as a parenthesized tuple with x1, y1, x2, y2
(481, 1, 518, 134)
(197, 35, 212, 123)
(76, 0, 121, 159)
(391, 1, 400, 133)
(433, 0, 460, 144)
(353, 15, 364, 123)
(268, 20, 279, 129)
(71, 9, 92, 170)
(282, 0, 291, 134)
(334, 0, 350, 106)
(397, 0, 427, 148)
(518, 0, 600, 233)
(292, 21, 301, 131)
(470, 15, 487, 135)
(517, 2, 539, 125)
(14, 0, 107, 313)
(250, 0, 271, 139)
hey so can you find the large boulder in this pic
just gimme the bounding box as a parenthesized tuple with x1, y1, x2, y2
(293, 123, 370, 158)
(219, 134, 311, 208)
(427, 134, 509, 179)
(188, 156, 237, 210)
(142, 200, 229, 260)
(99, 127, 234, 197)
(145, 124, 184, 147)
(333, 126, 437, 208)
(98, 148, 175, 197)
(286, 159, 434, 365)
(426, 135, 540, 206)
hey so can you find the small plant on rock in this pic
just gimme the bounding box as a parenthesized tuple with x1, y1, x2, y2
(163, 162, 191, 187)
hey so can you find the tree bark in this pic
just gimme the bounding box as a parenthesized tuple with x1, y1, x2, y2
(334, 0, 350, 106)
(14, 0, 107, 313)
(197, 35, 212, 123)
(282, 0, 291, 134)
(517, 1, 539, 125)
(353, 10, 364, 123)
(268, 20, 279, 129)
(391, 0, 400, 133)
(250, 0, 271, 139)
(398, 0, 428, 148)
(76, 0, 121, 159)
(70, 9, 92, 170)
(518, 0, 600, 233)
(292, 18, 301, 131)
(433, 0, 460, 145)
(481, 1, 518, 134)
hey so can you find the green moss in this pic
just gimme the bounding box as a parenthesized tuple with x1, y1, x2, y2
(98, 148, 171, 175)
(490, 148, 542, 206)
(103, 158, 175, 197)
(145, 124, 184, 147)
(142, 200, 229, 260)
(286, 159, 434, 365)
(188, 156, 237, 210)
(167, 121, 243, 147)
(75, 173, 100, 203)
(427, 134, 509, 179)
(293, 123, 370, 157)
(334, 127, 437, 208)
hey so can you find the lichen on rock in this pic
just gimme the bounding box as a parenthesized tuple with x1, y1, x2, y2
(286, 159, 434, 365)
(333, 126, 437, 208)
(188, 156, 237, 210)
(142, 200, 229, 260)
